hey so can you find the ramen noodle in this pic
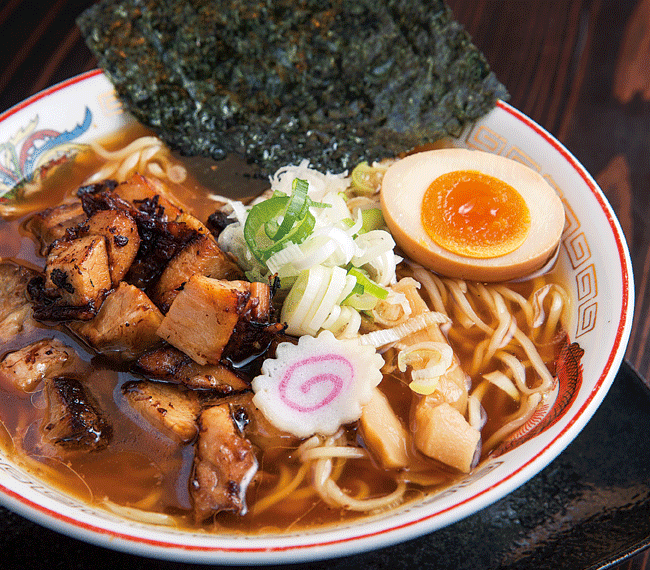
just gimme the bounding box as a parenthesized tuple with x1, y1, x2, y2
(0, 127, 572, 532)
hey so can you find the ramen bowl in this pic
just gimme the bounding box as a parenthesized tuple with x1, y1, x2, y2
(0, 70, 634, 564)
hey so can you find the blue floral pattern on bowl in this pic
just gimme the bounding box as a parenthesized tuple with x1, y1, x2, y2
(0, 107, 92, 200)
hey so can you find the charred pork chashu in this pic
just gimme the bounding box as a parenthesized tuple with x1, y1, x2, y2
(16, 173, 286, 522)
(191, 403, 258, 521)
(0, 263, 38, 342)
(42, 375, 113, 451)
(0, 338, 80, 392)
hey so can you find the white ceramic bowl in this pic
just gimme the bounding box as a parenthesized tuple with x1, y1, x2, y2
(0, 70, 634, 564)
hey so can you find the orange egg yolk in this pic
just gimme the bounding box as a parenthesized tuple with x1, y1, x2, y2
(421, 170, 531, 258)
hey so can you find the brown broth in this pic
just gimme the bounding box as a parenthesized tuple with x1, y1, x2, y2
(0, 129, 566, 533)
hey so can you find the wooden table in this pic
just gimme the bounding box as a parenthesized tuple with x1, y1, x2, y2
(0, 1, 648, 569)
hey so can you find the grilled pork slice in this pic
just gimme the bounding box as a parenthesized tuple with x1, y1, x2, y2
(0, 338, 80, 392)
(150, 214, 242, 312)
(229, 392, 300, 449)
(43, 235, 112, 314)
(135, 346, 249, 393)
(220, 281, 287, 367)
(246, 281, 272, 321)
(413, 400, 480, 474)
(79, 209, 140, 285)
(78, 175, 199, 289)
(122, 380, 201, 443)
(26, 201, 86, 254)
(156, 275, 250, 365)
(112, 173, 183, 220)
(360, 387, 409, 469)
(0, 263, 37, 342)
(191, 403, 258, 521)
(42, 375, 112, 451)
(70, 282, 163, 360)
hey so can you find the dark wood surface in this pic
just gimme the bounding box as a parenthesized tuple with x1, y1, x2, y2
(0, 1, 648, 569)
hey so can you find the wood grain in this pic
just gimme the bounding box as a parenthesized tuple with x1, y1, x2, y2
(596, 155, 633, 246)
(614, 0, 650, 103)
(0, 1, 649, 567)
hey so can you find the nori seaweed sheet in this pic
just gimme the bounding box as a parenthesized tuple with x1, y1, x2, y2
(77, 0, 509, 175)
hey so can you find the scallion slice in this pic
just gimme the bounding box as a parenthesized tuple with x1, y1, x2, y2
(244, 185, 316, 262)
(266, 178, 310, 241)
(347, 267, 389, 300)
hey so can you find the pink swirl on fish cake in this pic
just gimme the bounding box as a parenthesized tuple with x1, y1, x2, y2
(278, 354, 354, 413)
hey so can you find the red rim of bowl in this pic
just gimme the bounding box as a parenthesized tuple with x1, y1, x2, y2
(0, 70, 634, 562)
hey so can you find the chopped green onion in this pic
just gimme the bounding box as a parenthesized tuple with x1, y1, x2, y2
(282, 266, 328, 335)
(292, 177, 310, 195)
(244, 177, 336, 263)
(350, 161, 389, 195)
(347, 267, 389, 300)
(360, 208, 385, 233)
(342, 291, 380, 311)
(309, 200, 332, 209)
(350, 281, 365, 297)
(265, 178, 309, 241)
(244, 194, 316, 262)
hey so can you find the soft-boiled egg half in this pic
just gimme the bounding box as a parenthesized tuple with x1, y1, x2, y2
(380, 148, 565, 282)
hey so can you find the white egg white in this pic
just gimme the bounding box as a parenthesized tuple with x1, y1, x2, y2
(380, 148, 565, 282)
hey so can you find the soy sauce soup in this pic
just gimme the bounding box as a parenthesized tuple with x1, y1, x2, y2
(0, 126, 569, 532)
